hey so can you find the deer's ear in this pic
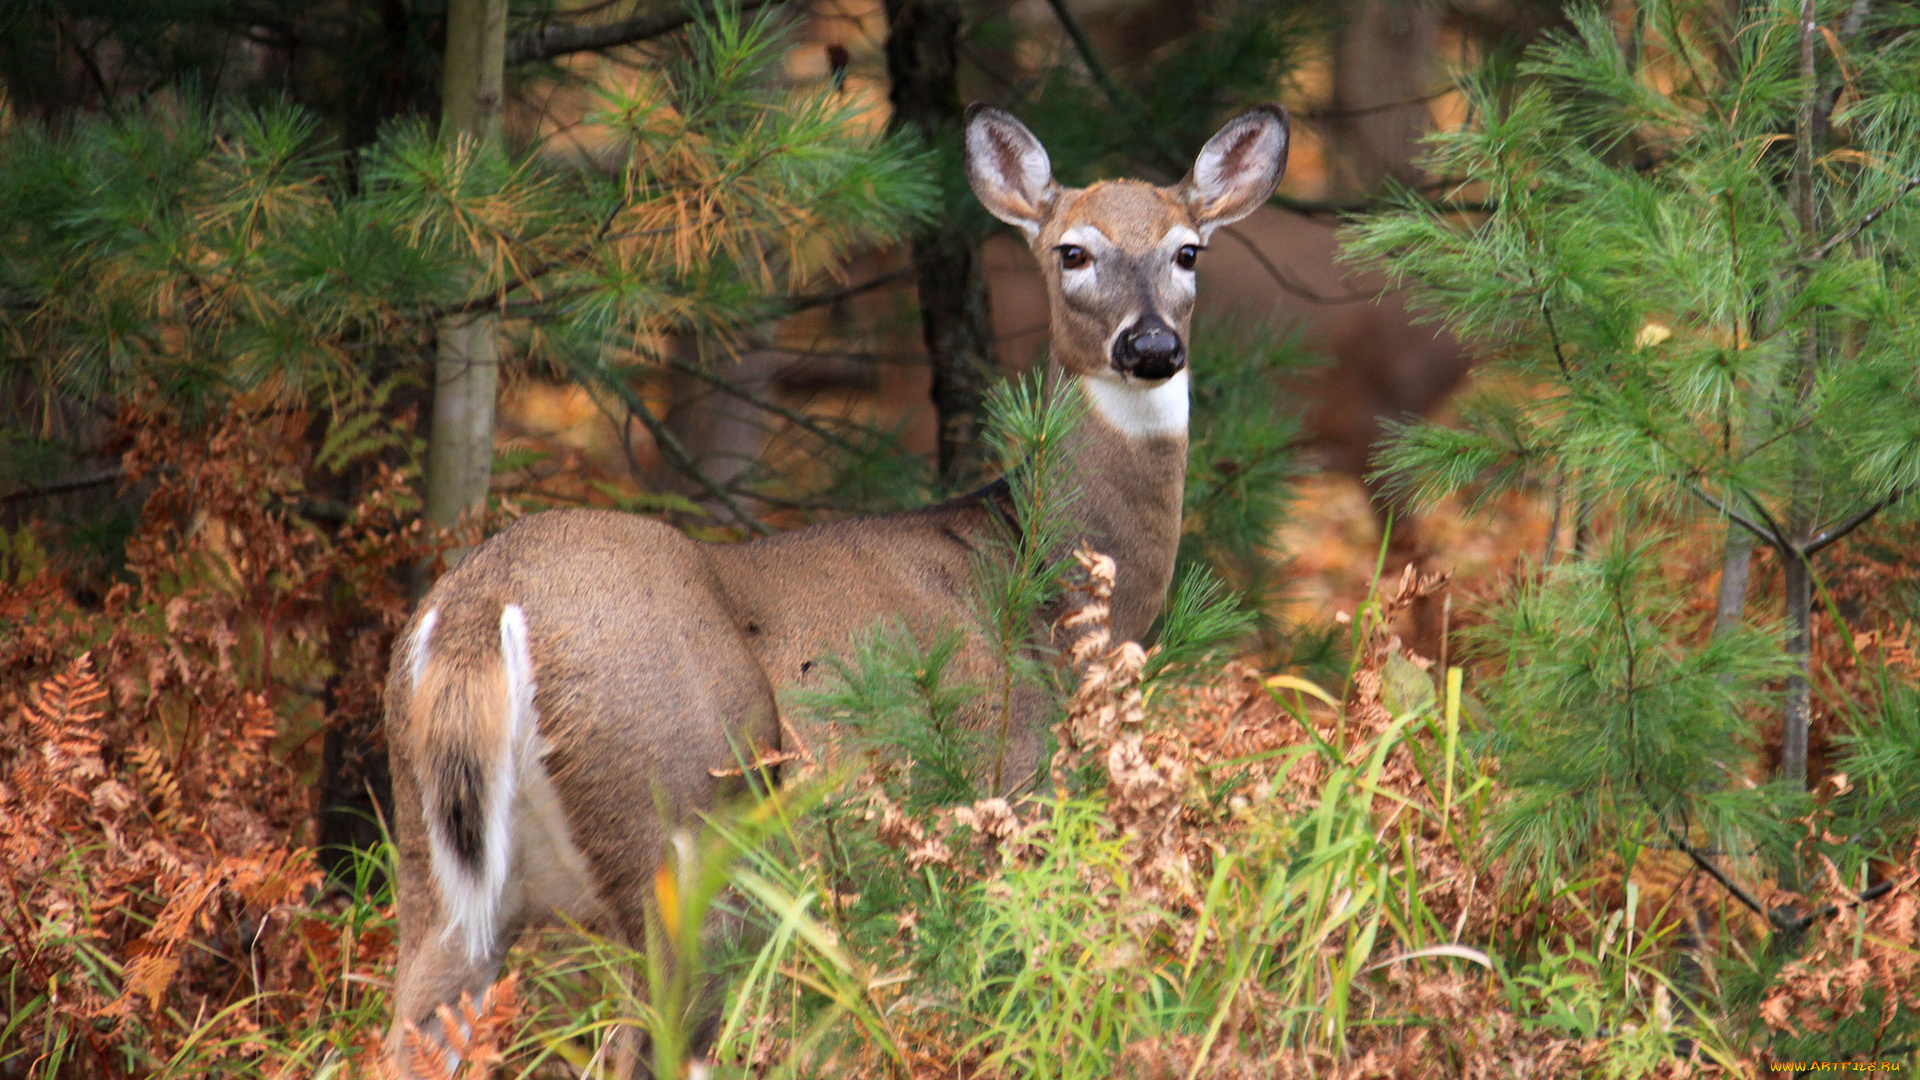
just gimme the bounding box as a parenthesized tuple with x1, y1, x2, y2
(1180, 105, 1289, 238)
(964, 104, 1058, 239)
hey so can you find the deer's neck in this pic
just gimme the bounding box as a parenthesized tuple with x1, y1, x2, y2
(1054, 366, 1190, 643)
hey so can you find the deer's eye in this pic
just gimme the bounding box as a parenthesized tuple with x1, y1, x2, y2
(1174, 244, 1202, 271)
(1057, 245, 1092, 271)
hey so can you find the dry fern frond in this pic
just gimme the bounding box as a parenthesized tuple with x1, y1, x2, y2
(397, 975, 521, 1079)
(20, 653, 109, 789)
(128, 741, 187, 830)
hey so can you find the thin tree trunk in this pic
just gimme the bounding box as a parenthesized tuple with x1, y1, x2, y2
(1781, 545, 1812, 786)
(884, 0, 997, 487)
(424, 0, 507, 540)
(1712, 519, 1755, 637)
(424, 316, 502, 527)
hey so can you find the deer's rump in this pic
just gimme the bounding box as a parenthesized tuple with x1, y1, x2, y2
(388, 510, 780, 945)
(385, 502, 1011, 950)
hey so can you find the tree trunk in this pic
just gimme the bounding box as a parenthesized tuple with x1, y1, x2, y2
(1329, 0, 1439, 196)
(424, 0, 508, 540)
(320, 0, 507, 883)
(884, 0, 997, 487)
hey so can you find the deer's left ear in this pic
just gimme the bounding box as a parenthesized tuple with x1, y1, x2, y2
(1180, 105, 1289, 239)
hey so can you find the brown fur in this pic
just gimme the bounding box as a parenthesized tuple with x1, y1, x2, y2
(385, 105, 1288, 1076)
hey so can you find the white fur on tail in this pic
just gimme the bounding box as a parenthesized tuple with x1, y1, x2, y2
(406, 607, 438, 691)
(427, 603, 540, 961)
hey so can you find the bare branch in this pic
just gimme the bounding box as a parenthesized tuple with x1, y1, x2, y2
(1298, 90, 1451, 124)
(507, 0, 775, 65)
(0, 465, 126, 504)
(1775, 878, 1898, 934)
(1662, 825, 1770, 922)
(778, 267, 914, 315)
(585, 363, 771, 536)
(1040, 0, 1127, 114)
(1216, 226, 1382, 305)
(662, 355, 869, 455)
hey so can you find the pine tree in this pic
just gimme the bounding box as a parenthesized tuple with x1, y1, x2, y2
(1351, 0, 1920, 878)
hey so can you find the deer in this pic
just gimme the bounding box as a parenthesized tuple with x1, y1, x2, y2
(382, 102, 1289, 1077)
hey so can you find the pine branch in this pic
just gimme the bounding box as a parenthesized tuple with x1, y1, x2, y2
(1684, 482, 1788, 552)
(1804, 489, 1903, 557)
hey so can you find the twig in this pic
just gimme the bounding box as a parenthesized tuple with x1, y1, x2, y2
(1217, 226, 1382, 305)
(1297, 90, 1452, 123)
(1803, 175, 1920, 263)
(587, 365, 771, 536)
(1537, 281, 1574, 378)
(778, 267, 915, 315)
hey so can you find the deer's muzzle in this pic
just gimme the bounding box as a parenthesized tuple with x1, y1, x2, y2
(1111, 316, 1186, 381)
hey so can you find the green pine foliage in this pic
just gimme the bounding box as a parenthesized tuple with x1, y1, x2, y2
(798, 623, 988, 809)
(1177, 322, 1318, 660)
(1001, 0, 1323, 186)
(1350, 0, 1920, 866)
(0, 6, 936, 429)
(1472, 534, 1799, 884)
(1353, 1, 1919, 531)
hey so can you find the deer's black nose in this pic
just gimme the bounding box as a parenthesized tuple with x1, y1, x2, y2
(1111, 317, 1186, 380)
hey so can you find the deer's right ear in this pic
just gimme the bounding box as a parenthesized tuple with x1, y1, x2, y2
(964, 104, 1058, 240)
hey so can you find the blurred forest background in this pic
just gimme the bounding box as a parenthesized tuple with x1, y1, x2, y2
(3, 0, 1920, 1076)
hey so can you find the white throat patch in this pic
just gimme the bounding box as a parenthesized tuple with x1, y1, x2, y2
(1081, 370, 1190, 439)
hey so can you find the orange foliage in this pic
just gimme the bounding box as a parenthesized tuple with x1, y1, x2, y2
(0, 403, 459, 1077)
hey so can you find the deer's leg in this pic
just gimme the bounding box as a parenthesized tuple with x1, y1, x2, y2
(594, 888, 742, 1080)
(551, 644, 778, 1080)
(386, 919, 509, 1074)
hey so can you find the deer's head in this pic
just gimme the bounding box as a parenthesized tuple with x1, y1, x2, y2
(964, 104, 1289, 398)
